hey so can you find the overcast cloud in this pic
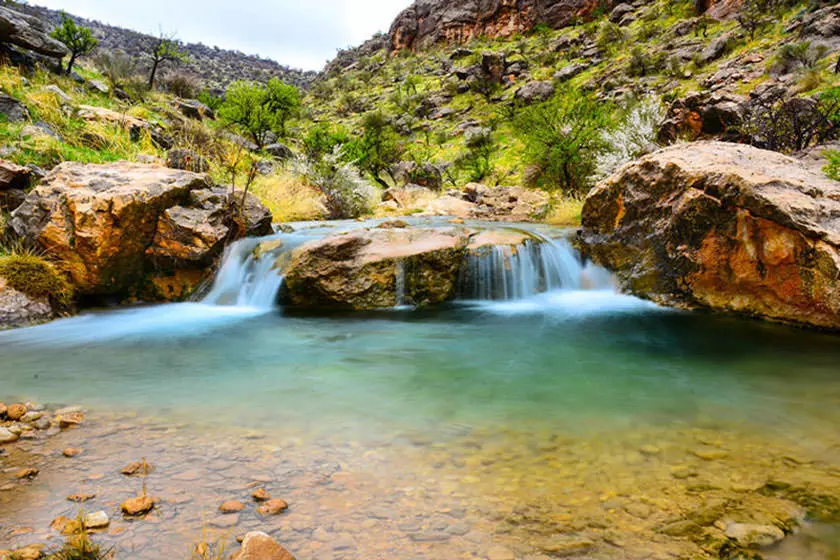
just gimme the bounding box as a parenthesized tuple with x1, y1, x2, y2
(33, 0, 409, 70)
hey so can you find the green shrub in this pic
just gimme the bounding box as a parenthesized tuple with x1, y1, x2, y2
(344, 112, 404, 187)
(514, 89, 615, 196)
(218, 78, 301, 147)
(197, 89, 223, 111)
(596, 22, 626, 53)
(455, 128, 496, 183)
(824, 150, 840, 181)
(293, 148, 375, 219)
(51, 12, 98, 75)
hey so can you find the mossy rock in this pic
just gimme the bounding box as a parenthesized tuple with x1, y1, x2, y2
(0, 253, 73, 309)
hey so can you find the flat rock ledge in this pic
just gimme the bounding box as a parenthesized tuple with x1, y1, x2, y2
(578, 141, 840, 330)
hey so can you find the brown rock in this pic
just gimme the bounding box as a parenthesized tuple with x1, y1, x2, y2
(6, 403, 26, 421)
(5, 162, 272, 299)
(251, 488, 271, 502)
(15, 468, 38, 479)
(233, 531, 295, 560)
(121, 495, 155, 516)
(220, 500, 246, 514)
(257, 498, 289, 516)
(283, 227, 470, 309)
(66, 493, 96, 503)
(63, 448, 82, 458)
(579, 142, 840, 330)
(121, 461, 153, 476)
(8, 544, 43, 560)
(55, 411, 84, 428)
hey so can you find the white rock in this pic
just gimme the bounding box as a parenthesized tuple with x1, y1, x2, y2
(84, 511, 110, 529)
(0, 427, 19, 444)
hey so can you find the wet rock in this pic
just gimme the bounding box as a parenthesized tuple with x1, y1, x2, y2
(83, 511, 109, 529)
(725, 523, 785, 547)
(67, 493, 96, 503)
(540, 538, 595, 556)
(121, 461, 153, 475)
(7, 162, 271, 300)
(15, 468, 38, 479)
(252, 488, 271, 502)
(62, 448, 82, 457)
(579, 142, 840, 330)
(121, 495, 154, 516)
(692, 449, 729, 461)
(55, 411, 84, 428)
(8, 544, 43, 560)
(6, 403, 26, 421)
(233, 531, 295, 560)
(0, 428, 19, 444)
(220, 500, 246, 513)
(283, 227, 470, 309)
(257, 498, 289, 516)
(486, 545, 516, 560)
(210, 513, 239, 528)
(20, 411, 41, 423)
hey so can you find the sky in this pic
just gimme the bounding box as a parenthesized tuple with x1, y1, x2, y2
(33, 0, 410, 71)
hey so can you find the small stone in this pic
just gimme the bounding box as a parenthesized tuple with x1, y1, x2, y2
(121, 495, 154, 516)
(251, 488, 271, 502)
(20, 411, 42, 423)
(540, 538, 595, 556)
(121, 461, 153, 475)
(15, 468, 39, 479)
(220, 500, 246, 514)
(7, 403, 26, 421)
(84, 511, 110, 529)
(63, 448, 82, 457)
(639, 444, 662, 456)
(257, 498, 289, 516)
(670, 466, 698, 479)
(50, 516, 72, 532)
(0, 427, 19, 444)
(233, 531, 295, 560)
(725, 523, 785, 548)
(55, 411, 84, 428)
(486, 545, 515, 560)
(9, 544, 43, 560)
(625, 502, 652, 519)
(32, 418, 50, 430)
(692, 449, 729, 461)
(67, 493, 96, 503)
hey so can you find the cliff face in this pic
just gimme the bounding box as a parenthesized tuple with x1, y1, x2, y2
(389, 0, 606, 51)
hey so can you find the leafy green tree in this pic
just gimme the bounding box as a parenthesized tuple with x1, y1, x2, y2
(218, 79, 302, 148)
(147, 33, 189, 89)
(50, 13, 98, 75)
(514, 90, 615, 196)
(456, 128, 496, 182)
(345, 112, 404, 188)
(302, 123, 351, 160)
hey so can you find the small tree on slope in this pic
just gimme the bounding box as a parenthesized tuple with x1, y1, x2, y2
(147, 32, 189, 89)
(51, 13, 98, 75)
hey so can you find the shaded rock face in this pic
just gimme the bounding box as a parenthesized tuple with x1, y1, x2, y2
(0, 6, 68, 58)
(0, 277, 53, 328)
(579, 142, 840, 330)
(6, 162, 272, 301)
(283, 228, 472, 309)
(390, 0, 609, 51)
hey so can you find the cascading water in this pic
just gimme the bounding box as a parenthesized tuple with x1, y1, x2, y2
(457, 233, 611, 301)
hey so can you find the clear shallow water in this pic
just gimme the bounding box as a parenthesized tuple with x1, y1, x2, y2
(2, 290, 840, 449)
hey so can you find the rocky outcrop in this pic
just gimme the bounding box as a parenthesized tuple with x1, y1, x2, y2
(0, 6, 68, 58)
(6, 162, 272, 301)
(283, 227, 472, 309)
(578, 141, 840, 330)
(389, 0, 611, 51)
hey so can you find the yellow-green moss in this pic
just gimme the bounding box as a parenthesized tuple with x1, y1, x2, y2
(0, 254, 74, 308)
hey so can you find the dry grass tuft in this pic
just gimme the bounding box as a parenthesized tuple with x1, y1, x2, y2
(544, 196, 584, 226)
(250, 171, 327, 223)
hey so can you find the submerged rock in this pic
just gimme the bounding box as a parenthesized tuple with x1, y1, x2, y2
(283, 227, 471, 309)
(233, 531, 295, 560)
(579, 141, 840, 330)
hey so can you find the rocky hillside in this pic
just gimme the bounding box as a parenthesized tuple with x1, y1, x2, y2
(5, 1, 316, 90)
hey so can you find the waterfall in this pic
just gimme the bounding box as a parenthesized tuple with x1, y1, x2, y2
(458, 235, 611, 301)
(201, 236, 289, 310)
(395, 259, 407, 308)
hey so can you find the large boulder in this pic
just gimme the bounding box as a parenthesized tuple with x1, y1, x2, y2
(0, 6, 69, 59)
(578, 142, 840, 330)
(6, 162, 273, 300)
(283, 227, 471, 309)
